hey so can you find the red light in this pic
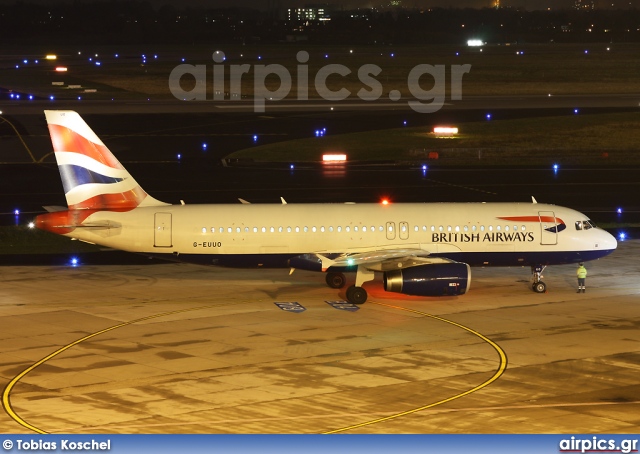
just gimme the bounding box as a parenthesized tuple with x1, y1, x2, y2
(381, 199, 389, 205)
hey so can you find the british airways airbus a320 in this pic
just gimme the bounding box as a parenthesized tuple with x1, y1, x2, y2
(35, 110, 617, 304)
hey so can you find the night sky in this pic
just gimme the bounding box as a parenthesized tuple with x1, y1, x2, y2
(0, 0, 598, 10)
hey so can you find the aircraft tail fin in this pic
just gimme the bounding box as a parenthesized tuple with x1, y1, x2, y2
(44, 110, 169, 210)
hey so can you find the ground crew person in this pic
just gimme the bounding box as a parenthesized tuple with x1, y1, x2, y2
(577, 262, 587, 293)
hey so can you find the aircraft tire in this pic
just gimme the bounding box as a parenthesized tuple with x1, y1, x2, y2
(326, 272, 346, 289)
(533, 282, 546, 293)
(346, 285, 367, 304)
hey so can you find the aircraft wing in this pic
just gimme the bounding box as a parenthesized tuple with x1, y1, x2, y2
(330, 249, 459, 272)
(289, 247, 457, 272)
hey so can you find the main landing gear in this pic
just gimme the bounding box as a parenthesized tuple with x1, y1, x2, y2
(531, 265, 547, 293)
(325, 272, 346, 289)
(325, 266, 375, 304)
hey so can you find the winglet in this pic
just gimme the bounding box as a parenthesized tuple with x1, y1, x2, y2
(532, 196, 538, 204)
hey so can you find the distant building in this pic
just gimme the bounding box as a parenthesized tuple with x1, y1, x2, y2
(574, 0, 595, 10)
(287, 5, 332, 22)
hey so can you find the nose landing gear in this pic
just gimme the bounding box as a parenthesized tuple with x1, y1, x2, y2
(532, 265, 547, 293)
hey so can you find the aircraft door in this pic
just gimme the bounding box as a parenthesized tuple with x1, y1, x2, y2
(399, 221, 409, 240)
(154, 212, 172, 247)
(386, 222, 396, 240)
(538, 211, 558, 245)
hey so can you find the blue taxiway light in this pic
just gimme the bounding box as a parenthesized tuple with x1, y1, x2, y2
(422, 165, 427, 171)
(574, 108, 579, 114)
(253, 135, 258, 141)
(403, 120, 407, 126)
(28, 95, 33, 100)
(619, 232, 627, 241)
(290, 164, 295, 170)
(202, 143, 207, 150)
(177, 154, 182, 160)
(14, 209, 20, 216)
(70, 257, 79, 266)
(486, 113, 491, 120)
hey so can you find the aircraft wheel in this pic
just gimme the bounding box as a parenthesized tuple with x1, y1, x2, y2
(533, 281, 546, 293)
(346, 285, 368, 305)
(326, 272, 346, 289)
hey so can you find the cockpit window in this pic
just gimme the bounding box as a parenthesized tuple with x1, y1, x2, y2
(576, 220, 596, 231)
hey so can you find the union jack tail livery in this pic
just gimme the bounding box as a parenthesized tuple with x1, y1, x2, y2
(45, 110, 168, 210)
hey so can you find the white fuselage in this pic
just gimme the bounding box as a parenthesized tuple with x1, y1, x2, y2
(59, 202, 617, 268)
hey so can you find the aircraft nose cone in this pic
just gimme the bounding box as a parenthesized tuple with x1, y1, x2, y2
(601, 229, 618, 251)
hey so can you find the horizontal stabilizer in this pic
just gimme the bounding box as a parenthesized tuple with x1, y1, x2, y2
(43, 205, 67, 213)
(51, 221, 121, 230)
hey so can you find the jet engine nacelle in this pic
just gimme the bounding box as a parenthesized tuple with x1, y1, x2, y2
(384, 262, 471, 297)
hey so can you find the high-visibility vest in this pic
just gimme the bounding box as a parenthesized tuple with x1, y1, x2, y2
(577, 266, 587, 279)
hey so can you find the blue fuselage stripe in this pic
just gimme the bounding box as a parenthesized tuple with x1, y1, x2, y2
(146, 249, 615, 269)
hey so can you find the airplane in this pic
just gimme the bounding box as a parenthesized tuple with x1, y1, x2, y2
(35, 110, 617, 304)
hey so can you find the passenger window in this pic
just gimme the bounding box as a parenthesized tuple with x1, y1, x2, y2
(295, 227, 300, 233)
(430, 226, 435, 232)
(320, 226, 325, 232)
(219, 227, 224, 233)
(337, 226, 342, 232)
(480, 225, 485, 232)
(346, 226, 351, 232)
(304, 226, 308, 232)
(270, 227, 275, 233)
(245, 227, 249, 233)
(447, 225, 452, 232)
(379, 226, 384, 232)
(236, 227, 241, 233)
(472, 225, 477, 232)
(439, 226, 444, 232)
(455, 226, 460, 232)
(312, 226, 317, 232)
(278, 226, 283, 233)
(261, 227, 266, 233)
(463, 225, 469, 232)
(521, 225, 526, 231)
(363, 226, 367, 232)
(329, 226, 334, 232)
(228, 227, 232, 233)
(505, 225, 509, 232)
(414, 226, 419, 232)
(496, 225, 501, 231)
(354, 226, 358, 232)
(287, 226, 292, 232)
(202, 227, 207, 233)
(211, 228, 215, 233)
(489, 225, 493, 231)
(253, 227, 258, 233)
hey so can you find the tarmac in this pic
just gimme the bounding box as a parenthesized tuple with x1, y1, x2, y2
(1, 240, 639, 434)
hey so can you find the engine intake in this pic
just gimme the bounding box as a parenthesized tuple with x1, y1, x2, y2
(384, 262, 471, 297)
